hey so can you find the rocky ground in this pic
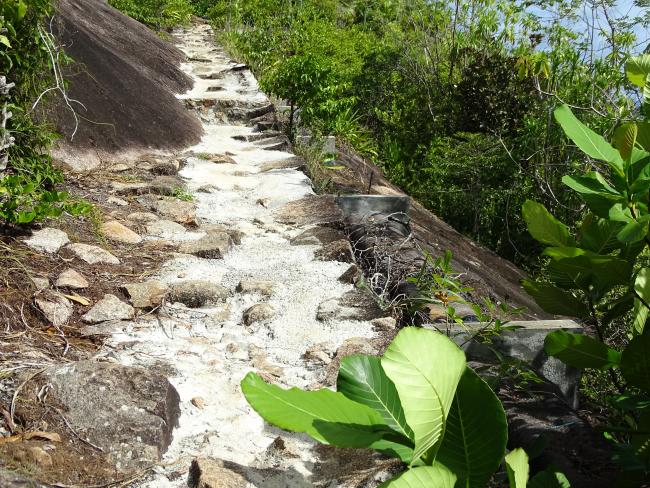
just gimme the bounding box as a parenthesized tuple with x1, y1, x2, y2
(0, 21, 402, 487)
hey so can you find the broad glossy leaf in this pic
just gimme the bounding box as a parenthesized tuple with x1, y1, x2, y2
(380, 464, 457, 488)
(436, 368, 508, 488)
(241, 372, 387, 447)
(522, 200, 575, 247)
(579, 214, 624, 254)
(338, 355, 413, 440)
(554, 105, 624, 175)
(617, 218, 650, 244)
(521, 280, 588, 317)
(505, 448, 529, 488)
(632, 299, 649, 336)
(562, 173, 620, 197)
(621, 332, 650, 393)
(626, 55, 650, 88)
(528, 469, 571, 488)
(634, 269, 650, 309)
(636, 122, 650, 151)
(369, 438, 415, 464)
(381, 328, 466, 464)
(614, 123, 638, 161)
(544, 330, 621, 369)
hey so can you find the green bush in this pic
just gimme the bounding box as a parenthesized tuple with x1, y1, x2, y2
(108, 0, 193, 28)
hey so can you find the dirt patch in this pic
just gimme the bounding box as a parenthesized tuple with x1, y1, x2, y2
(44, 0, 202, 169)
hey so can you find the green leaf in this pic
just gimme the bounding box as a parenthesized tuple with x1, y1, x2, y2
(381, 328, 466, 464)
(614, 123, 638, 161)
(544, 330, 621, 369)
(522, 200, 575, 247)
(379, 464, 457, 488)
(521, 280, 589, 317)
(0, 35, 11, 48)
(618, 218, 650, 244)
(634, 268, 650, 310)
(241, 372, 388, 448)
(436, 368, 508, 488)
(505, 448, 529, 488)
(562, 173, 620, 197)
(554, 104, 624, 175)
(528, 468, 571, 488)
(579, 214, 624, 254)
(621, 332, 650, 393)
(338, 355, 414, 440)
(369, 438, 416, 464)
(626, 55, 650, 88)
(635, 122, 650, 152)
(632, 299, 649, 336)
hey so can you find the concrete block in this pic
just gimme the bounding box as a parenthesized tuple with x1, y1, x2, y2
(439, 320, 583, 408)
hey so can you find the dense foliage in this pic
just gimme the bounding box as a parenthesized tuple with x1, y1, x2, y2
(107, 0, 194, 29)
(1, 0, 89, 226)
(205, 0, 648, 267)
(522, 55, 650, 486)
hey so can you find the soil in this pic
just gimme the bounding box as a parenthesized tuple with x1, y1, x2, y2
(43, 0, 202, 167)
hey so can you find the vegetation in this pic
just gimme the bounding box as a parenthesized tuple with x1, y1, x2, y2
(206, 0, 648, 267)
(1, 0, 89, 227)
(522, 54, 650, 486)
(108, 0, 194, 29)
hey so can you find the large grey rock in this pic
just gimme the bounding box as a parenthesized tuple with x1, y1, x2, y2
(127, 211, 159, 223)
(316, 290, 384, 322)
(146, 219, 188, 239)
(66, 243, 120, 265)
(34, 290, 73, 327)
(150, 175, 186, 196)
(24, 228, 69, 253)
(81, 294, 135, 323)
(170, 280, 230, 308)
(446, 320, 583, 407)
(101, 220, 142, 244)
(123, 280, 169, 308)
(55, 268, 89, 289)
(39, 361, 180, 472)
(178, 232, 232, 259)
(290, 225, 346, 246)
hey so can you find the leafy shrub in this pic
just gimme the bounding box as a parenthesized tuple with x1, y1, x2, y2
(522, 55, 650, 486)
(108, 0, 193, 29)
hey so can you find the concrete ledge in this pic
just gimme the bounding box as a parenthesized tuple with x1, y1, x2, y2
(431, 320, 583, 408)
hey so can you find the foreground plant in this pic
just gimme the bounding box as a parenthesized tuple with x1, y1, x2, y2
(242, 327, 563, 487)
(521, 54, 650, 486)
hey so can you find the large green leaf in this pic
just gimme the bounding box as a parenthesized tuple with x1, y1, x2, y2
(241, 372, 388, 447)
(370, 438, 416, 464)
(614, 123, 638, 161)
(338, 355, 413, 440)
(381, 328, 466, 464)
(632, 299, 649, 336)
(562, 173, 620, 197)
(579, 214, 624, 254)
(522, 200, 575, 247)
(635, 122, 650, 152)
(436, 368, 508, 488)
(504, 448, 529, 488)
(521, 280, 589, 317)
(634, 268, 650, 309)
(617, 217, 650, 244)
(554, 104, 624, 175)
(545, 330, 621, 369)
(626, 55, 650, 88)
(380, 464, 457, 488)
(621, 332, 650, 393)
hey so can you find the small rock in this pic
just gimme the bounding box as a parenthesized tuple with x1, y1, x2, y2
(111, 181, 149, 195)
(243, 303, 275, 326)
(32, 277, 50, 290)
(127, 212, 159, 223)
(178, 232, 232, 259)
(256, 198, 270, 208)
(101, 221, 142, 244)
(250, 345, 284, 377)
(197, 184, 217, 193)
(303, 343, 334, 365)
(123, 281, 169, 308)
(170, 280, 230, 308)
(188, 458, 247, 488)
(317, 290, 384, 322)
(235, 279, 274, 297)
(81, 294, 135, 323)
(14, 446, 53, 468)
(151, 196, 196, 224)
(191, 397, 205, 409)
(109, 163, 129, 172)
(24, 228, 70, 253)
(226, 342, 249, 360)
(314, 239, 354, 263)
(151, 160, 179, 176)
(35, 290, 73, 327)
(146, 219, 187, 239)
(79, 321, 130, 337)
(371, 316, 397, 332)
(67, 243, 120, 265)
(203, 154, 237, 165)
(150, 176, 186, 196)
(325, 337, 383, 385)
(55, 268, 89, 289)
(338, 264, 360, 284)
(202, 224, 244, 245)
(290, 226, 345, 246)
(108, 196, 129, 206)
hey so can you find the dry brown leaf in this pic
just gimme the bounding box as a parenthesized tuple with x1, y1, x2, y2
(0, 431, 62, 444)
(63, 293, 91, 306)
